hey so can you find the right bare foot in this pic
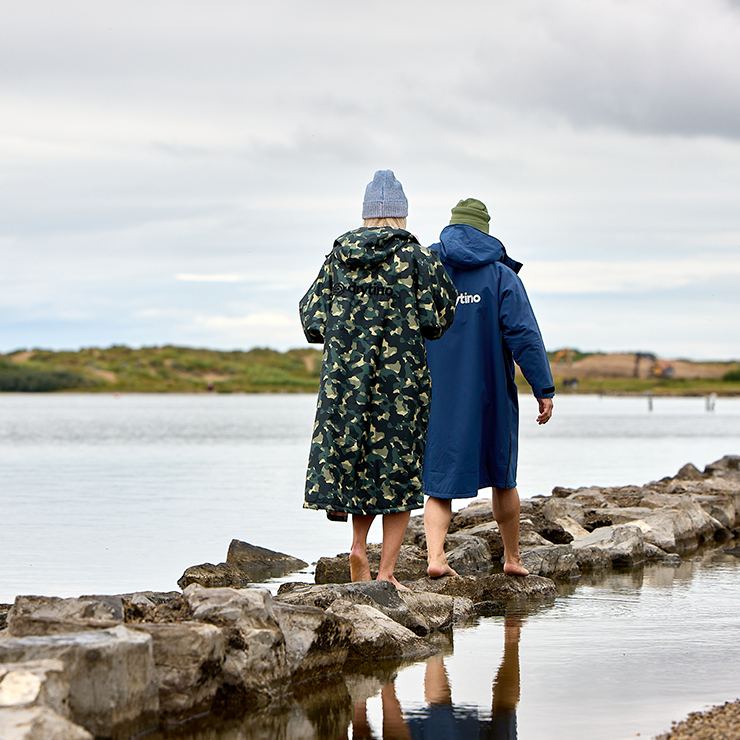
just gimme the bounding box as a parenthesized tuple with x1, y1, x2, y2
(503, 559, 529, 577)
(427, 562, 459, 579)
(350, 551, 372, 582)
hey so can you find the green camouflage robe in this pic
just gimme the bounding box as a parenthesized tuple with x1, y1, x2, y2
(300, 227, 457, 516)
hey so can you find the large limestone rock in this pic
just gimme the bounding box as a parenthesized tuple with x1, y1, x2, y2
(0, 660, 70, 717)
(183, 585, 289, 707)
(127, 622, 225, 719)
(444, 536, 494, 576)
(407, 574, 557, 606)
(571, 524, 646, 567)
(7, 596, 123, 637)
(0, 707, 93, 740)
(325, 600, 437, 662)
(273, 602, 352, 683)
(448, 499, 494, 533)
(276, 581, 456, 636)
(457, 521, 505, 558)
(520, 545, 580, 580)
(314, 545, 428, 584)
(0, 625, 159, 739)
(177, 562, 252, 590)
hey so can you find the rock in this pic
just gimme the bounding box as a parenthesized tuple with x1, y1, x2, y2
(694, 495, 738, 529)
(177, 562, 252, 590)
(566, 487, 608, 507)
(451, 597, 476, 622)
(273, 602, 352, 683)
(406, 576, 480, 602)
(1, 605, 11, 632)
(0, 707, 93, 740)
(520, 545, 580, 580)
(705, 455, 740, 475)
(448, 499, 494, 533)
(183, 585, 289, 707)
(0, 625, 159, 739)
(0, 660, 69, 717)
(444, 537, 493, 577)
(473, 574, 557, 602)
(7, 596, 123, 637)
(314, 545, 428, 584)
(571, 524, 646, 567)
(127, 622, 225, 719)
(458, 521, 504, 558)
(121, 592, 192, 623)
(519, 528, 553, 548)
(632, 496, 724, 552)
(276, 581, 452, 637)
(542, 498, 586, 525)
(676, 463, 705, 481)
(572, 545, 613, 571)
(226, 540, 308, 580)
(402, 515, 426, 546)
(325, 600, 437, 662)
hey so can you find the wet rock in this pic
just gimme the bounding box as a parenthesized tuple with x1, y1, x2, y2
(676, 463, 705, 481)
(0, 706, 93, 740)
(325, 600, 437, 662)
(127, 622, 225, 720)
(572, 544, 613, 571)
(273, 602, 351, 683)
(473, 574, 557, 602)
(571, 524, 646, 567)
(458, 521, 504, 558)
(183, 584, 289, 707)
(276, 581, 454, 636)
(520, 545, 580, 579)
(314, 545, 427, 584)
(0, 625, 159, 739)
(177, 562, 252, 590)
(0, 660, 69, 717)
(583, 510, 614, 532)
(226, 540, 308, 580)
(444, 536, 493, 576)
(448, 499, 494, 533)
(7, 596, 123, 637)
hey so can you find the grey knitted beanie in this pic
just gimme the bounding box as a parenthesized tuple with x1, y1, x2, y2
(362, 170, 408, 219)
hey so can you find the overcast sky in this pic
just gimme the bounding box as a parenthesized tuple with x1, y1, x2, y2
(2, 0, 739, 359)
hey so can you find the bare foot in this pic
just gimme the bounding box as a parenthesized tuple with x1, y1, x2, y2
(427, 562, 459, 579)
(350, 551, 372, 582)
(503, 559, 529, 577)
(377, 575, 411, 591)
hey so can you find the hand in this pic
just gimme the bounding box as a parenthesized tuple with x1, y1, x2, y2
(536, 397, 553, 425)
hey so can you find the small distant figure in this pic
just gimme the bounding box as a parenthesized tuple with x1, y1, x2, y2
(646, 390, 654, 412)
(422, 199, 554, 579)
(299, 170, 457, 590)
(705, 392, 717, 412)
(207, 382, 215, 392)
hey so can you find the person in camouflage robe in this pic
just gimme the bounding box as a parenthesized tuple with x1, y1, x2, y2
(300, 170, 457, 588)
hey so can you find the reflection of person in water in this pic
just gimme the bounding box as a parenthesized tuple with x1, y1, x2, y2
(405, 615, 523, 740)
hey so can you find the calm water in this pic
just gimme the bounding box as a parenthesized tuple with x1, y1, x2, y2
(1, 392, 740, 739)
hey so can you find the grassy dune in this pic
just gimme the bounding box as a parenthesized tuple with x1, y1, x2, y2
(1, 345, 739, 395)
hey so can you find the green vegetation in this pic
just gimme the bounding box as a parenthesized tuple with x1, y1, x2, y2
(722, 369, 740, 382)
(0, 346, 323, 393)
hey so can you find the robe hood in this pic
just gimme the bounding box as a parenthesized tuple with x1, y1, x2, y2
(436, 224, 522, 274)
(333, 227, 418, 268)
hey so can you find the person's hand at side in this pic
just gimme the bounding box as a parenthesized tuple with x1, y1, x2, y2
(536, 398, 553, 425)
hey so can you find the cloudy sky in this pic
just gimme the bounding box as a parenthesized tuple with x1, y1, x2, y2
(2, 0, 739, 359)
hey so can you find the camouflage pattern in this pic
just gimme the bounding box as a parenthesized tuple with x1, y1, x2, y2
(300, 227, 457, 516)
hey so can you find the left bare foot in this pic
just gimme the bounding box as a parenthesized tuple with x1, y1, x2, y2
(350, 551, 372, 582)
(503, 558, 529, 577)
(377, 575, 411, 591)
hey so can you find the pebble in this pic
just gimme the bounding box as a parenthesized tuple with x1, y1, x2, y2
(655, 699, 740, 740)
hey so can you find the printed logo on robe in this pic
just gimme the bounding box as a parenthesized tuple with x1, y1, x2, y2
(456, 292, 481, 305)
(334, 281, 394, 298)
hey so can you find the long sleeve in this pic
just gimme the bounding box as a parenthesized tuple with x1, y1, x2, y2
(299, 258, 333, 344)
(498, 269, 555, 397)
(416, 249, 458, 341)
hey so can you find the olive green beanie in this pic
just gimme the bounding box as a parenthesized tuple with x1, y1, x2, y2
(449, 198, 490, 234)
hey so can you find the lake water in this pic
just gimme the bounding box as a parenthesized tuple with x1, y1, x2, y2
(2, 392, 740, 739)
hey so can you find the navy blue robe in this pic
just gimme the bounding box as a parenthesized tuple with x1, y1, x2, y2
(423, 224, 554, 497)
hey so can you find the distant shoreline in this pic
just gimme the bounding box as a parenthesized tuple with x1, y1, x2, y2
(2, 345, 739, 396)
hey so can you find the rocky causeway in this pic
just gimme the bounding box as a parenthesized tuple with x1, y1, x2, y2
(1, 454, 739, 739)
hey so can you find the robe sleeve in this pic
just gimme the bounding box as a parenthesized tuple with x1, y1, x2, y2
(299, 258, 333, 344)
(498, 268, 555, 398)
(416, 249, 458, 341)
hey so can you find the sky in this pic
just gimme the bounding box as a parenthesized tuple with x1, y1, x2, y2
(1, 0, 739, 360)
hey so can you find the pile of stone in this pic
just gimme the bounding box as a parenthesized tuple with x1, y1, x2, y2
(1, 455, 738, 739)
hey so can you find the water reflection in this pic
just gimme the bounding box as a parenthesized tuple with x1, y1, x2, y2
(403, 615, 522, 739)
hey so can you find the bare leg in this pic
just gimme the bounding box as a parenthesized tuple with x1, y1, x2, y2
(493, 487, 529, 576)
(424, 655, 452, 705)
(424, 496, 458, 578)
(381, 681, 411, 740)
(350, 514, 375, 582)
(376, 510, 411, 590)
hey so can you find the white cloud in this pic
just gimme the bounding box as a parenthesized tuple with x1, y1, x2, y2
(176, 274, 245, 283)
(195, 313, 297, 329)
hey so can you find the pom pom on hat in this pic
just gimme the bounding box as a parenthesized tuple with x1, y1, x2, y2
(449, 198, 490, 234)
(362, 170, 408, 219)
